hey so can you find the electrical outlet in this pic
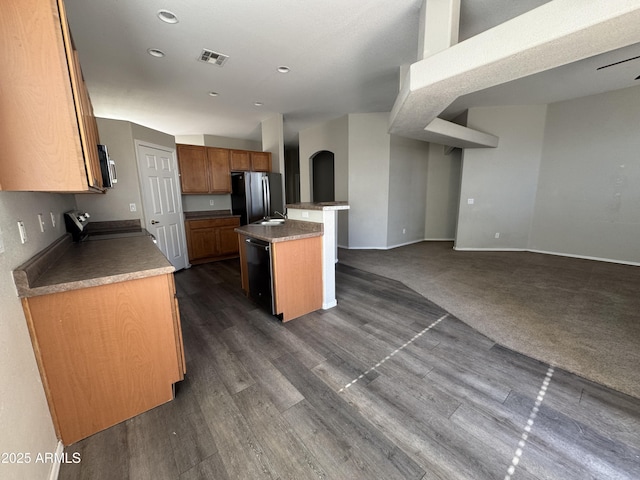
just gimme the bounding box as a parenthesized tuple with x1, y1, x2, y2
(402, 228, 406, 234)
(209, 200, 215, 206)
(17, 221, 27, 244)
(302, 211, 309, 218)
(37, 214, 46, 232)
(0, 227, 5, 254)
(495, 232, 500, 239)
(467, 198, 475, 205)
(129, 203, 137, 212)
(50, 211, 56, 227)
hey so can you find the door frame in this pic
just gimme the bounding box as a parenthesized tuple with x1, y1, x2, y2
(134, 139, 190, 270)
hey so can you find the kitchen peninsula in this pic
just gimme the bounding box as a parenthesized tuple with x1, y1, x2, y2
(287, 202, 350, 309)
(13, 233, 185, 445)
(235, 201, 349, 322)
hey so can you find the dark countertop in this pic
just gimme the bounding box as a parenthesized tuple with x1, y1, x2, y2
(13, 233, 174, 298)
(286, 202, 350, 211)
(235, 219, 323, 243)
(184, 210, 239, 220)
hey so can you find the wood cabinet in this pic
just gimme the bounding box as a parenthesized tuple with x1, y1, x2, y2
(230, 150, 251, 171)
(21, 274, 185, 445)
(230, 150, 272, 172)
(0, 0, 103, 192)
(185, 217, 241, 264)
(251, 151, 272, 172)
(238, 234, 322, 321)
(176, 145, 231, 194)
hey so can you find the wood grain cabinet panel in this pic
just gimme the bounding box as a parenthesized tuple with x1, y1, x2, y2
(22, 274, 185, 445)
(177, 144, 210, 193)
(272, 237, 323, 321)
(0, 0, 103, 192)
(230, 150, 251, 171)
(206, 147, 232, 193)
(185, 217, 241, 264)
(176, 145, 231, 193)
(251, 152, 272, 172)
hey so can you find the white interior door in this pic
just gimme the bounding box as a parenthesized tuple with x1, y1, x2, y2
(135, 141, 188, 270)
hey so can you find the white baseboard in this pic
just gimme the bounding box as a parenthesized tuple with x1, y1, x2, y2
(453, 247, 526, 252)
(453, 246, 640, 266)
(423, 238, 455, 241)
(48, 441, 64, 480)
(527, 248, 640, 267)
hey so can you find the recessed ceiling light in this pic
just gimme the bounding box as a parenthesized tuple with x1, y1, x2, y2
(277, 66, 290, 73)
(147, 48, 165, 58)
(254, 102, 263, 107)
(208, 91, 219, 97)
(157, 10, 178, 24)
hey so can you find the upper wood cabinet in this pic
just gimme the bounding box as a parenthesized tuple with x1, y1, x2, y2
(176, 145, 231, 194)
(207, 148, 232, 193)
(0, 0, 103, 192)
(230, 149, 271, 172)
(230, 150, 251, 171)
(251, 152, 272, 172)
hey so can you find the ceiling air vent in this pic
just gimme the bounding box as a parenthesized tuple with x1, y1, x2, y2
(198, 49, 229, 66)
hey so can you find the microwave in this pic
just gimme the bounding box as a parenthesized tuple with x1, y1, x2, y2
(97, 144, 117, 188)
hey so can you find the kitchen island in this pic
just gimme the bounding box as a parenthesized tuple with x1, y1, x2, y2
(13, 233, 185, 445)
(235, 220, 323, 321)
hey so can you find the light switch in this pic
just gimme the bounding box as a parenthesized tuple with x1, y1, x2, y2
(0, 227, 5, 254)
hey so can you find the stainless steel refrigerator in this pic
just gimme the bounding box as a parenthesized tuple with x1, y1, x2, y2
(231, 172, 284, 225)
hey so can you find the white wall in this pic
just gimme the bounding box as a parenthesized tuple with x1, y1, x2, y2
(387, 135, 429, 247)
(530, 85, 640, 263)
(299, 116, 350, 246)
(175, 134, 261, 151)
(76, 118, 175, 222)
(425, 143, 461, 240)
(0, 192, 76, 480)
(347, 113, 391, 249)
(455, 104, 547, 250)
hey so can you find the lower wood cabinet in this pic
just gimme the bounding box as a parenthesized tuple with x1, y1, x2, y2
(185, 217, 241, 264)
(21, 274, 185, 445)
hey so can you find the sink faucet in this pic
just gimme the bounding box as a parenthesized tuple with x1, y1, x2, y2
(274, 210, 287, 219)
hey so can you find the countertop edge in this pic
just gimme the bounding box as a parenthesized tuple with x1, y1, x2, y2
(18, 266, 175, 298)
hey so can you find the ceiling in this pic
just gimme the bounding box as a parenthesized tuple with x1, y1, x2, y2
(64, 0, 639, 147)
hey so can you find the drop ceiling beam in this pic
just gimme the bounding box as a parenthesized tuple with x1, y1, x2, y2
(391, 0, 640, 144)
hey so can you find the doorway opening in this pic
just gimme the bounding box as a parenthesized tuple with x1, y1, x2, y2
(311, 150, 335, 202)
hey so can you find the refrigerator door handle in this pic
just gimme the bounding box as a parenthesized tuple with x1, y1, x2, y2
(264, 175, 271, 218)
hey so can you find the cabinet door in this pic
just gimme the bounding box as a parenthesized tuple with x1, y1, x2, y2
(177, 144, 210, 193)
(230, 150, 251, 171)
(217, 225, 241, 256)
(187, 227, 217, 262)
(61, 2, 102, 189)
(251, 152, 272, 172)
(0, 0, 102, 192)
(23, 275, 182, 445)
(207, 147, 231, 193)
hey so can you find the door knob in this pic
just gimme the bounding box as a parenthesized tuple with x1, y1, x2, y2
(150, 220, 159, 225)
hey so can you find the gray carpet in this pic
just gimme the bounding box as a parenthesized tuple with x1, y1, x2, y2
(338, 242, 640, 399)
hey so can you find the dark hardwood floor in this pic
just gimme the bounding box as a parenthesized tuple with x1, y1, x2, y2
(60, 259, 640, 479)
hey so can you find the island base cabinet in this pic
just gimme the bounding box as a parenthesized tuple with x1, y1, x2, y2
(21, 274, 184, 445)
(239, 234, 323, 322)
